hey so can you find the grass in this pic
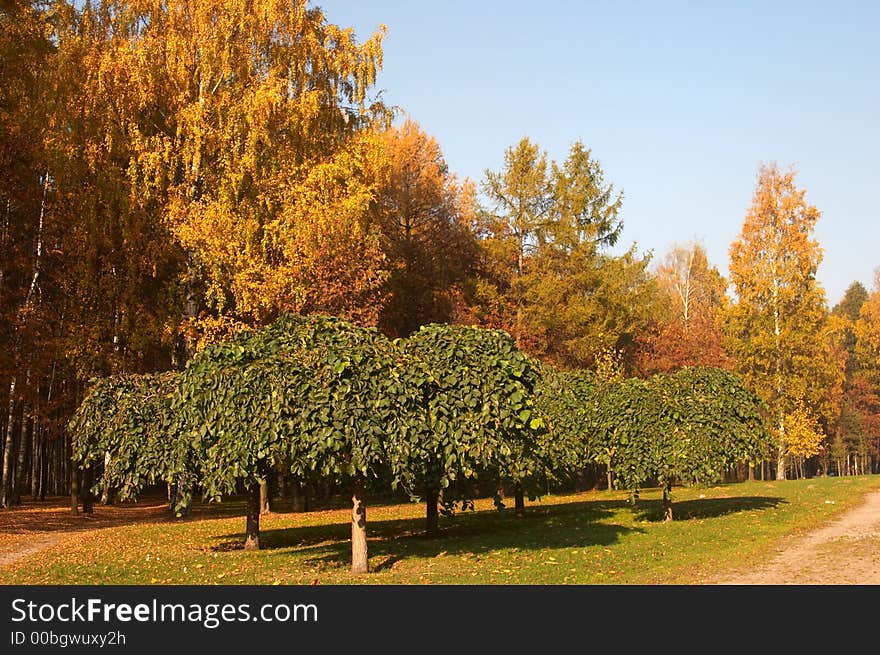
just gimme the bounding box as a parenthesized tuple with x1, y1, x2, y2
(2, 475, 879, 585)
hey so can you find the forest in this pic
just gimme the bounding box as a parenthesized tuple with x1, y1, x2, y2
(2, 0, 879, 517)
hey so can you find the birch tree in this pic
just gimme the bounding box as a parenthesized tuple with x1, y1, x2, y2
(725, 163, 842, 479)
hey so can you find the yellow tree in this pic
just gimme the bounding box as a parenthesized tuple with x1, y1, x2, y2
(784, 402, 825, 468)
(855, 279, 880, 377)
(372, 118, 478, 337)
(726, 163, 843, 480)
(850, 278, 880, 472)
(76, 0, 391, 350)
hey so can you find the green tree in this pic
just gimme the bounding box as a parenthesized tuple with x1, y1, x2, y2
(475, 137, 553, 348)
(472, 137, 652, 369)
(834, 282, 869, 323)
(591, 368, 770, 520)
(397, 324, 544, 533)
(651, 367, 771, 518)
(531, 364, 599, 495)
(173, 315, 406, 573)
(70, 373, 179, 505)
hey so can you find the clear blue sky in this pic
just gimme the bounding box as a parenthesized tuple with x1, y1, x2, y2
(322, 0, 879, 306)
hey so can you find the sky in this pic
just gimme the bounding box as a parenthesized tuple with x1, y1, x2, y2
(321, 0, 879, 307)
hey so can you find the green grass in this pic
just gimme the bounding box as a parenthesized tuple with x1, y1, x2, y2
(3, 475, 879, 585)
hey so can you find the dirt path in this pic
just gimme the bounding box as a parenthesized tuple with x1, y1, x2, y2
(0, 497, 172, 570)
(710, 488, 880, 585)
(0, 534, 67, 567)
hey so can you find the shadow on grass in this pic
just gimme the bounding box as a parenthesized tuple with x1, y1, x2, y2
(211, 498, 645, 566)
(633, 496, 786, 522)
(210, 493, 787, 570)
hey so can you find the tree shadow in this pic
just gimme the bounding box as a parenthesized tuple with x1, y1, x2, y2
(633, 496, 786, 522)
(212, 497, 646, 568)
(209, 493, 790, 571)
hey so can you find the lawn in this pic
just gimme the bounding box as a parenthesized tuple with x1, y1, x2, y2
(2, 475, 879, 585)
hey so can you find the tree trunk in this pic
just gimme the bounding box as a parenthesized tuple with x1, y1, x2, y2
(259, 478, 270, 514)
(276, 464, 287, 500)
(350, 477, 369, 574)
(661, 483, 674, 522)
(38, 434, 47, 500)
(776, 444, 786, 481)
(70, 460, 79, 515)
(425, 488, 439, 537)
(244, 482, 261, 551)
(81, 464, 94, 513)
(748, 463, 755, 481)
(303, 482, 312, 512)
(1, 377, 16, 508)
(101, 451, 112, 504)
(30, 420, 40, 499)
(291, 480, 303, 513)
(514, 482, 525, 517)
(12, 401, 29, 505)
(606, 464, 613, 491)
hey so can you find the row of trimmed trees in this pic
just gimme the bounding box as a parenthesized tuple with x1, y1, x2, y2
(70, 315, 772, 573)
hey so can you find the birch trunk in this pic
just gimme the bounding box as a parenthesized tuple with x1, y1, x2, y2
(0, 377, 16, 508)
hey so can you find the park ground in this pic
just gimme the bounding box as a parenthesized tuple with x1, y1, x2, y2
(1, 475, 879, 585)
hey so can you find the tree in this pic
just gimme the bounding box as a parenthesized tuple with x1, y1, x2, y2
(826, 280, 874, 474)
(0, 0, 85, 510)
(591, 368, 771, 520)
(850, 282, 880, 472)
(834, 282, 869, 323)
(783, 402, 825, 462)
(524, 243, 656, 370)
(373, 118, 478, 337)
(651, 368, 771, 518)
(173, 314, 407, 572)
(397, 324, 544, 533)
(473, 137, 652, 369)
(475, 137, 553, 349)
(725, 163, 842, 480)
(531, 364, 599, 494)
(73, 0, 392, 352)
(69, 373, 179, 505)
(636, 241, 731, 375)
(854, 284, 880, 379)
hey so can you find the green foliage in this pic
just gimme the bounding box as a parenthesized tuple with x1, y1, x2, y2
(172, 314, 407, 503)
(652, 367, 772, 486)
(396, 324, 544, 505)
(70, 372, 179, 501)
(70, 312, 772, 531)
(590, 367, 772, 504)
(591, 377, 666, 495)
(531, 363, 598, 485)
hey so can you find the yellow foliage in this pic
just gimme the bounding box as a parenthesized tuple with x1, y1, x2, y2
(725, 163, 843, 428)
(855, 290, 880, 371)
(781, 402, 825, 459)
(595, 346, 624, 383)
(72, 0, 392, 342)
